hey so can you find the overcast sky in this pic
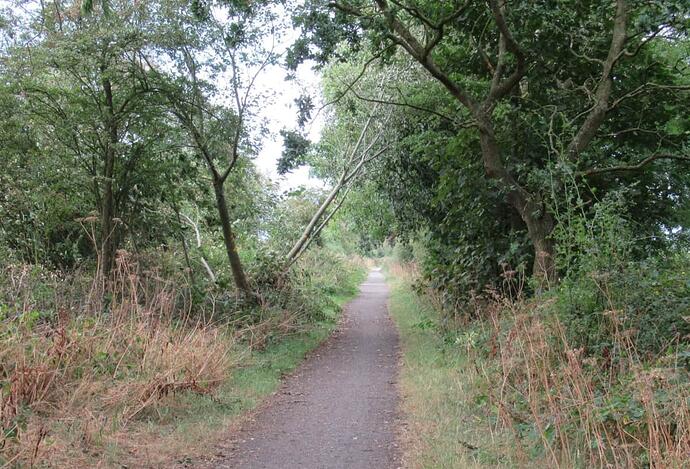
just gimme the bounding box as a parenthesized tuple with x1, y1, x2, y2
(253, 60, 326, 192)
(244, 5, 327, 194)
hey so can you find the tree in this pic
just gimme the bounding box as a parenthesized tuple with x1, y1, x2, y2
(283, 94, 391, 265)
(3, 1, 178, 278)
(293, 0, 690, 288)
(147, 0, 283, 296)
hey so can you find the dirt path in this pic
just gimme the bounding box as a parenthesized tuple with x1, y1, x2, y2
(204, 268, 400, 469)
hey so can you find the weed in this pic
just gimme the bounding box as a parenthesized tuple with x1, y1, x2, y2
(0, 247, 367, 467)
(389, 259, 690, 468)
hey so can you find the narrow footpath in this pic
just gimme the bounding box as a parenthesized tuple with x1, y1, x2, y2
(205, 268, 400, 469)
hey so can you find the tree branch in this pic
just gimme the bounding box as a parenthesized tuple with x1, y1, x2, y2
(349, 87, 468, 125)
(286, 182, 355, 268)
(486, 0, 527, 104)
(567, 0, 628, 159)
(373, 0, 479, 112)
(311, 47, 391, 124)
(579, 153, 690, 177)
(180, 212, 217, 283)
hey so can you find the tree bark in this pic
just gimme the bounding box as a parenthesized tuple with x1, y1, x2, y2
(521, 201, 556, 289)
(477, 121, 557, 286)
(567, 0, 628, 160)
(287, 180, 343, 261)
(212, 177, 252, 296)
(100, 74, 118, 280)
(173, 204, 196, 285)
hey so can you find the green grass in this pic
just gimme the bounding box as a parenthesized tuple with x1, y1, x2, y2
(388, 277, 520, 469)
(118, 265, 369, 467)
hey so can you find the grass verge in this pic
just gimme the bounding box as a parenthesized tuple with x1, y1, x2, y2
(387, 268, 520, 469)
(388, 259, 690, 468)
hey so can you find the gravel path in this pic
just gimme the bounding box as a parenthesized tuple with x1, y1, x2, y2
(206, 268, 400, 469)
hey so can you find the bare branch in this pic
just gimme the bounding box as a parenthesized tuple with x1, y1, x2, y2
(180, 213, 217, 283)
(349, 87, 467, 125)
(609, 82, 690, 111)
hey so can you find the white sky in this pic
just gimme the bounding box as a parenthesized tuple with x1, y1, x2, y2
(208, 2, 328, 193)
(253, 60, 326, 192)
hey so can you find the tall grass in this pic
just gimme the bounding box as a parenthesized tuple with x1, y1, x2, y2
(389, 259, 690, 468)
(0, 246, 368, 467)
(0, 253, 234, 467)
(477, 286, 690, 468)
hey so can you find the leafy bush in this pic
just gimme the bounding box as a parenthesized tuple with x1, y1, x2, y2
(557, 254, 690, 356)
(222, 245, 367, 336)
(553, 193, 690, 356)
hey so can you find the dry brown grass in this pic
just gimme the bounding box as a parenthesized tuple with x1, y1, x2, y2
(0, 248, 365, 467)
(389, 260, 690, 467)
(475, 290, 690, 468)
(0, 253, 236, 467)
(0, 313, 234, 467)
(385, 260, 419, 283)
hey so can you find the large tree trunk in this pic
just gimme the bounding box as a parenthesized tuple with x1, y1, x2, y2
(212, 178, 252, 296)
(477, 123, 556, 288)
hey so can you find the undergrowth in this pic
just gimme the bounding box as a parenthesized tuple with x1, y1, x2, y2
(0, 248, 366, 467)
(389, 254, 690, 467)
(390, 192, 690, 468)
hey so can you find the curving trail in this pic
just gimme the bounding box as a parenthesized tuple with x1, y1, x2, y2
(205, 268, 400, 469)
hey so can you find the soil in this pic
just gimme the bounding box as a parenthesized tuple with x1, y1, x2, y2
(198, 268, 400, 469)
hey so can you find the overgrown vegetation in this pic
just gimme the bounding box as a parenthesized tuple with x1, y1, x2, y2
(2, 0, 689, 467)
(0, 247, 365, 466)
(387, 194, 690, 467)
(293, 0, 690, 300)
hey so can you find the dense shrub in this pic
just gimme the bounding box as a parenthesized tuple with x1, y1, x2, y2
(553, 194, 690, 356)
(556, 254, 690, 356)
